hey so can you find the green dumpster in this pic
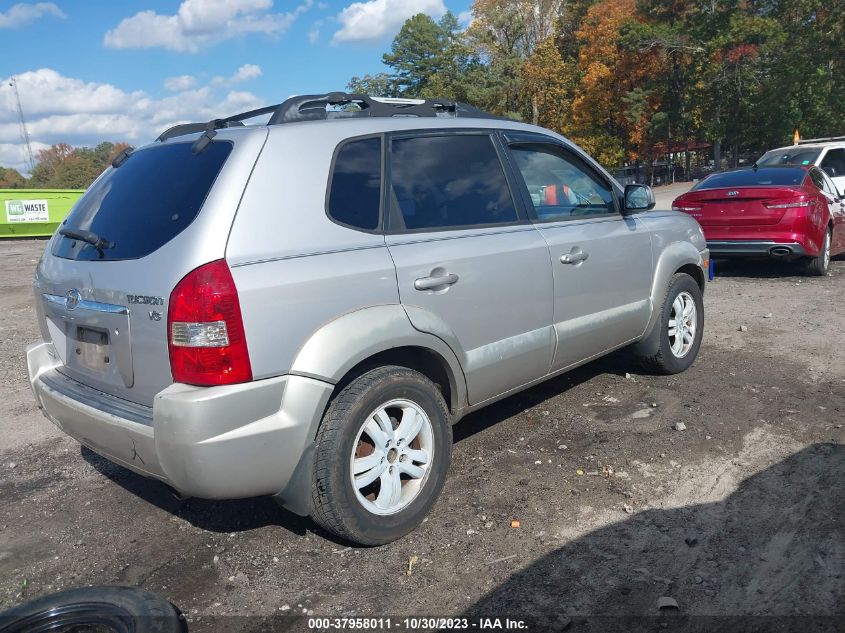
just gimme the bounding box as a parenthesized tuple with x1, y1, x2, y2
(1, 189, 84, 238)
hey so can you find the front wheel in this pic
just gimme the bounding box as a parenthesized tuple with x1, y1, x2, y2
(803, 228, 831, 276)
(637, 272, 704, 374)
(310, 365, 452, 545)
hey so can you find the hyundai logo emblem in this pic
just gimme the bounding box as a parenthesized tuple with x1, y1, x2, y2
(66, 288, 82, 310)
(727, 190, 740, 197)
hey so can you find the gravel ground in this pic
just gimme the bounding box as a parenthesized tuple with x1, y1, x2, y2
(0, 228, 843, 632)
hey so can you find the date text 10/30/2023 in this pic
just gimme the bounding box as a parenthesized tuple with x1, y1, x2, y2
(307, 617, 529, 630)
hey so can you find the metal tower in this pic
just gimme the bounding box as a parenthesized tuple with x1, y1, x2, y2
(9, 76, 35, 171)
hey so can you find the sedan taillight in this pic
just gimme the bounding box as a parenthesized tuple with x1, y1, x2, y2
(763, 199, 813, 209)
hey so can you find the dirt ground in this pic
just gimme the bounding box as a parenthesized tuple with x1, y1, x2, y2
(1, 220, 843, 632)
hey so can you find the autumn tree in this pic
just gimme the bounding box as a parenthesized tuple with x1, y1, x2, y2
(27, 141, 132, 189)
(468, 0, 567, 118)
(347, 73, 398, 97)
(569, 0, 666, 167)
(345, 1, 845, 172)
(520, 37, 574, 129)
(0, 167, 26, 189)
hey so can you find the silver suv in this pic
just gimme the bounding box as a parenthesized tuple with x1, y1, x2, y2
(26, 93, 709, 545)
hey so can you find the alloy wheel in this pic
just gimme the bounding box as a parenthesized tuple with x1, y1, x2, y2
(349, 399, 434, 516)
(668, 291, 697, 358)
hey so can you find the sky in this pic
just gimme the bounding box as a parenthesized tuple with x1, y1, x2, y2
(0, 0, 473, 174)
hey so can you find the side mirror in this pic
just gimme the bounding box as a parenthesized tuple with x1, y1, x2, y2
(624, 184, 656, 213)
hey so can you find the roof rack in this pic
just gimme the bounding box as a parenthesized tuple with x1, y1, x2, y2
(157, 92, 501, 143)
(797, 135, 845, 145)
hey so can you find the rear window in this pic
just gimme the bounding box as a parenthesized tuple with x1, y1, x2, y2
(52, 141, 232, 261)
(756, 148, 821, 167)
(327, 137, 382, 231)
(692, 168, 806, 190)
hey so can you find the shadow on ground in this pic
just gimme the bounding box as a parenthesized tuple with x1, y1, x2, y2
(711, 258, 812, 279)
(82, 350, 638, 541)
(462, 443, 844, 632)
(81, 447, 315, 538)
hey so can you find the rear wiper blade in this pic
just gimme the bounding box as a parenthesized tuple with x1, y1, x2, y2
(59, 228, 115, 251)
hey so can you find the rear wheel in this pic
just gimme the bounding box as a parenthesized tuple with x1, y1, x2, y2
(310, 365, 452, 545)
(637, 272, 704, 374)
(804, 228, 831, 276)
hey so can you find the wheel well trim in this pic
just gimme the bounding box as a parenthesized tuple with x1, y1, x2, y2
(289, 304, 468, 413)
(634, 242, 706, 355)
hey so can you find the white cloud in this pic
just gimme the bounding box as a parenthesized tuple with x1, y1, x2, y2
(164, 75, 197, 92)
(0, 2, 65, 29)
(104, 0, 313, 53)
(0, 141, 49, 172)
(0, 68, 265, 174)
(308, 19, 323, 44)
(210, 63, 263, 87)
(457, 10, 473, 27)
(332, 0, 445, 43)
(231, 63, 263, 82)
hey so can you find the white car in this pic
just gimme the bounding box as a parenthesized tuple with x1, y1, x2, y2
(757, 136, 845, 194)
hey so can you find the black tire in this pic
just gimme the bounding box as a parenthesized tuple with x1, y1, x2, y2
(637, 272, 704, 374)
(803, 228, 831, 276)
(311, 365, 452, 546)
(0, 586, 186, 633)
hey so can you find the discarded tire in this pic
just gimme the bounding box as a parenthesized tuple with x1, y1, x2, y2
(0, 586, 186, 633)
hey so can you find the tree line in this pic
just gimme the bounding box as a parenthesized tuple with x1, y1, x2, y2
(348, 0, 844, 180)
(0, 142, 131, 190)
(3, 0, 841, 190)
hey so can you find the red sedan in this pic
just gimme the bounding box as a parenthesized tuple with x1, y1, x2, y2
(672, 165, 845, 275)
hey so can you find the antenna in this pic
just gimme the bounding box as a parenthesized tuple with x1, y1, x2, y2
(9, 76, 35, 171)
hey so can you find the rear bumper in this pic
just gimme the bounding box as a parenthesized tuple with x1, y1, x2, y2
(26, 341, 333, 506)
(707, 240, 808, 257)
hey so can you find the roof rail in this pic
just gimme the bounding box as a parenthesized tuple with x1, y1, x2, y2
(797, 135, 845, 145)
(156, 92, 502, 142)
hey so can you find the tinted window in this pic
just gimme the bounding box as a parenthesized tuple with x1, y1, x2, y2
(53, 142, 232, 261)
(809, 169, 834, 195)
(510, 144, 616, 221)
(327, 137, 382, 230)
(820, 170, 842, 196)
(821, 148, 845, 177)
(692, 168, 806, 190)
(756, 148, 821, 166)
(389, 134, 517, 231)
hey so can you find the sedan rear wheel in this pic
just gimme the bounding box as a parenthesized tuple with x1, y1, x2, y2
(804, 229, 831, 276)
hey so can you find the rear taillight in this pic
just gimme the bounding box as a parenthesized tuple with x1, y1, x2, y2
(672, 205, 701, 213)
(167, 259, 252, 386)
(763, 199, 812, 209)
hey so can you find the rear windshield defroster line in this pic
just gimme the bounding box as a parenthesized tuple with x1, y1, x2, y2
(53, 141, 233, 261)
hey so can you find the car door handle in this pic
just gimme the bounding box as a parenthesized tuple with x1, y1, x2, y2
(560, 251, 589, 265)
(414, 273, 459, 291)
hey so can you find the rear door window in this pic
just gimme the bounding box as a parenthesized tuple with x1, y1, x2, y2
(388, 134, 518, 231)
(327, 137, 382, 231)
(53, 141, 232, 261)
(810, 169, 835, 196)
